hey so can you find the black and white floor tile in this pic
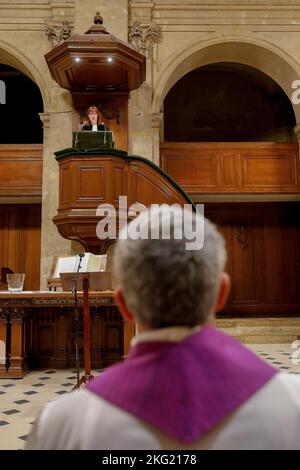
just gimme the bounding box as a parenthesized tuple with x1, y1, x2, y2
(0, 343, 299, 450)
(0, 368, 99, 450)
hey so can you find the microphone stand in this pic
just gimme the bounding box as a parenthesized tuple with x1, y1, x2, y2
(72, 253, 85, 390)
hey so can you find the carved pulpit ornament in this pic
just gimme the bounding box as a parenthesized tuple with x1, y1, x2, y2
(128, 22, 160, 59)
(45, 20, 72, 47)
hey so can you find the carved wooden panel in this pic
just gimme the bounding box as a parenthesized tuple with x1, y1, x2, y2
(0, 144, 43, 197)
(161, 143, 299, 194)
(30, 306, 123, 369)
(231, 220, 262, 304)
(112, 164, 127, 203)
(206, 203, 300, 316)
(77, 165, 105, 202)
(127, 161, 189, 207)
(54, 152, 193, 252)
(163, 155, 217, 192)
(220, 152, 241, 187)
(242, 152, 297, 189)
(61, 166, 71, 206)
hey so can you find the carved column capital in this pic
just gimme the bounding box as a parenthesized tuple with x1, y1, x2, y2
(9, 308, 25, 323)
(39, 112, 51, 128)
(128, 22, 160, 59)
(45, 20, 72, 48)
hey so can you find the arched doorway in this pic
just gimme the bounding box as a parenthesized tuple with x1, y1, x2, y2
(0, 60, 44, 290)
(159, 45, 300, 316)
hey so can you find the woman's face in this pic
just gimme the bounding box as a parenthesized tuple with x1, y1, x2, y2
(88, 111, 98, 125)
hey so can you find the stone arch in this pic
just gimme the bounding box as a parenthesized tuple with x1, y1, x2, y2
(153, 35, 300, 122)
(0, 39, 50, 111)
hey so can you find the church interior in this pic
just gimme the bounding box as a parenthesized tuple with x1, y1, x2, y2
(1, 0, 300, 450)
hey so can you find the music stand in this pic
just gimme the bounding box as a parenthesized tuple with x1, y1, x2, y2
(59, 272, 112, 388)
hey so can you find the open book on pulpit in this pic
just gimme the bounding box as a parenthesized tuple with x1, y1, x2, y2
(47, 253, 109, 290)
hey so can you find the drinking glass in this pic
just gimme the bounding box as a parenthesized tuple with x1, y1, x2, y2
(6, 273, 25, 293)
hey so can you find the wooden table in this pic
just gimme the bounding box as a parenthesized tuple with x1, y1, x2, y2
(0, 291, 134, 378)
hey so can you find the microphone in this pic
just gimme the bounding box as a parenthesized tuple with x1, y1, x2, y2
(72, 254, 85, 389)
(77, 253, 85, 273)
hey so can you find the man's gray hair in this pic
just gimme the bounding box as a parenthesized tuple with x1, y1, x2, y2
(114, 206, 227, 328)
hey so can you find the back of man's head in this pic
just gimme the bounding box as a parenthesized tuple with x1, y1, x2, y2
(114, 205, 227, 329)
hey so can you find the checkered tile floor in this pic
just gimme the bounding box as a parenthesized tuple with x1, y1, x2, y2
(0, 343, 300, 450)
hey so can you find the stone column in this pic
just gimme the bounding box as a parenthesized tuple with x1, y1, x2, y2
(152, 112, 163, 166)
(127, 10, 160, 163)
(39, 87, 73, 289)
(128, 80, 153, 160)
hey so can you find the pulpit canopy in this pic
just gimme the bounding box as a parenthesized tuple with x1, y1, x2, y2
(45, 12, 146, 92)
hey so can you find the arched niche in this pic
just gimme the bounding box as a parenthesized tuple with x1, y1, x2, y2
(164, 62, 296, 142)
(153, 39, 300, 123)
(0, 63, 44, 143)
(0, 41, 50, 111)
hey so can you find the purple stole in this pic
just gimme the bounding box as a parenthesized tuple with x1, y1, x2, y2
(87, 326, 277, 443)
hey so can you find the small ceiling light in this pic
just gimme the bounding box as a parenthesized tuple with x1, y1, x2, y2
(107, 57, 113, 63)
(75, 57, 81, 62)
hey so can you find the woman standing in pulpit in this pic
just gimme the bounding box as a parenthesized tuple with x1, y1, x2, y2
(81, 105, 110, 132)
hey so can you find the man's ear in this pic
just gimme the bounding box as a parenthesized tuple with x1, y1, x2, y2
(115, 288, 134, 322)
(215, 272, 231, 313)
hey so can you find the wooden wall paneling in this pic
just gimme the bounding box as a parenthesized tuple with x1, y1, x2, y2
(205, 203, 300, 316)
(24, 205, 41, 290)
(241, 149, 298, 191)
(7, 210, 24, 274)
(0, 206, 41, 290)
(230, 218, 263, 305)
(128, 162, 188, 207)
(163, 153, 218, 193)
(208, 214, 235, 306)
(53, 310, 70, 367)
(220, 151, 241, 188)
(282, 214, 299, 304)
(112, 162, 127, 205)
(0, 210, 9, 279)
(102, 307, 123, 366)
(36, 310, 55, 367)
(77, 164, 106, 202)
(261, 208, 300, 314)
(160, 143, 300, 194)
(60, 165, 71, 208)
(262, 212, 286, 304)
(0, 144, 43, 197)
